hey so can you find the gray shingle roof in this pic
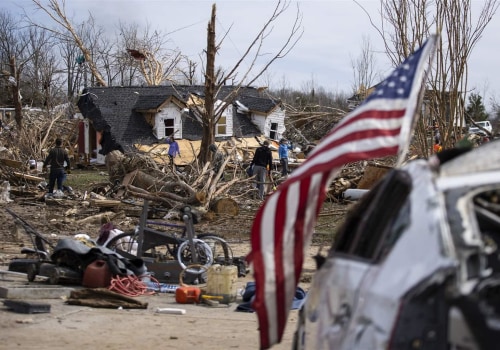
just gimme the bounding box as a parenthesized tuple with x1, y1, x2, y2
(237, 95, 281, 113)
(77, 84, 279, 152)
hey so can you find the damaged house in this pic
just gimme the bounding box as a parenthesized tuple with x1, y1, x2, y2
(76, 85, 285, 164)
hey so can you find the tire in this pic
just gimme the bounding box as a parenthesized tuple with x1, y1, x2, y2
(176, 238, 214, 274)
(27, 263, 39, 282)
(197, 235, 232, 265)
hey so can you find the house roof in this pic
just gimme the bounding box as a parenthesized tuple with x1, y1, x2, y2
(232, 112, 262, 138)
(77, 87, 161, 153)
(77, 84, 280, 151)
(181, 110, 204, 140)
(237, 95, 281, 114)
(134, 94, 185, 112)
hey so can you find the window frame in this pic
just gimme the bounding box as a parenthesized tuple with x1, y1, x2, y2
(333, 169, 413, 263)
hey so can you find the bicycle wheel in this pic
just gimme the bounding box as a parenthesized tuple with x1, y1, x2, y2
(197, 235, 232, 265)
(176, 238, 214, 274)
(104, 231, 139, 257)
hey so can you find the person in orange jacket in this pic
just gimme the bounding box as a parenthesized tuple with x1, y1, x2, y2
(433, 140, 442, 153)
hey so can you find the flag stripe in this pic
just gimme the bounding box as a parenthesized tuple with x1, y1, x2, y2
(249, 35, 437, 349)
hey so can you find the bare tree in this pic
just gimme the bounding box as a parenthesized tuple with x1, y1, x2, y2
(197, 1, 303, 164)
(30, 0, 107, 86)
(120, 21, 183, 86)
(0, 11, 33, 128)
(350, 35, 378, 98)
(23, 26, 65, 109)
(357, 0, 498, 157)
(59, 40, 83, 98)
(178, 57, 199, 85)
(30, 1, 185, 87)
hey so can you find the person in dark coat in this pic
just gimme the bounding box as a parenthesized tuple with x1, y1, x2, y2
(43, 138, 70, 196)
(250, 140, 273, 200)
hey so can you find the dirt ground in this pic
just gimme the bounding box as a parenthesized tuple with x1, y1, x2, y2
(0, 195, 333, 349)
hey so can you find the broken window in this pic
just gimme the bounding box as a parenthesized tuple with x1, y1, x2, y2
(270, 122, 278, 140)
(164, 118, 174, 138)
(473, 189, 500, 274)
(332, 169, 412, 262)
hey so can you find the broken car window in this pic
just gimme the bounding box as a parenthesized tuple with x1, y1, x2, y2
(474, 190, 500, 274)
(333, 169, 412, 262)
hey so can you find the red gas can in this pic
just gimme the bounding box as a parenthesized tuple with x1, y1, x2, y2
(175, 286, 201, 304)
(82, 260, 111, 288)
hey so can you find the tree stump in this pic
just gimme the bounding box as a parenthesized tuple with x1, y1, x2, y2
(211, 197, 239, 216)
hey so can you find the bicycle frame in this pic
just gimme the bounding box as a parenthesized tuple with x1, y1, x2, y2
(105, 200, 232, 284)
(124, 201, 212, 283)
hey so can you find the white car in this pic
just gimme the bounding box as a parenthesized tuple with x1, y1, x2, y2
(294, 141, 500, 350)
(468, 120, 492, 135)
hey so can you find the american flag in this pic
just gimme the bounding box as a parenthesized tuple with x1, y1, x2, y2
(247, 35, 437, 349)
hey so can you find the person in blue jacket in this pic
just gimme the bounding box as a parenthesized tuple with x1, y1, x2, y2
(278, 138, 293, 177)
(165, 136, 181, 167)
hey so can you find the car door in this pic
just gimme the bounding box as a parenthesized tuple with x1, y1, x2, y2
(296, 170, 412, 350)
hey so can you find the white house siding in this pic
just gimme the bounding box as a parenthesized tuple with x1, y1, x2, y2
(258, 108, 285, 140)
(155, 104, 182, 139)
(216, 103, 233, 137)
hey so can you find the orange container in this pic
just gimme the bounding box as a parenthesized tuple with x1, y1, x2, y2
(175, 286, 201, 304)
(82, 260, 111, 288)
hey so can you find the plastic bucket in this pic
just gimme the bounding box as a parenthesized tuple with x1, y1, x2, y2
(205, 264, 238, 303)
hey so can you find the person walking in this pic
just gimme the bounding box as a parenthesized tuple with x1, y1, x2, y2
(250, 140, 273, 200)
(278, 138, 293, 177)
(43, 138, 71, 197)
(165, 136, 181, 168)
(433, 140, 442, 153)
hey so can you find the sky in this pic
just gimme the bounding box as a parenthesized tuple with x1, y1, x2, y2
(2, 0, 500, 107)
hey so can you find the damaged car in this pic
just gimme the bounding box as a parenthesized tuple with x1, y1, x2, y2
(294, 141, 500, 350)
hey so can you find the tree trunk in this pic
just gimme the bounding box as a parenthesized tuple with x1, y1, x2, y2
(130, 170, 204, 205)
(200, 3, 217, 165)
(211, 197, 239, 216)
(9, 56, 23, 129)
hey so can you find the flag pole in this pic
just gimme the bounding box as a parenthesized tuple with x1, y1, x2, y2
(396, 34, 438, 167)
(249, 34, 440, 350)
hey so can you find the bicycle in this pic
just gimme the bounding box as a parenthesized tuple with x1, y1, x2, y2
(104, 202, 232, 281)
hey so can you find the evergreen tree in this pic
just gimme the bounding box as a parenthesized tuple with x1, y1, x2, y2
(466, 93, 489, 121)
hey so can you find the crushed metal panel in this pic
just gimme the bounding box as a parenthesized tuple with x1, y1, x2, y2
(440, 140, 500, 176)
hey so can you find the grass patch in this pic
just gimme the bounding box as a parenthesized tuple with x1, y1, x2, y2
(65, 168, 110, 191)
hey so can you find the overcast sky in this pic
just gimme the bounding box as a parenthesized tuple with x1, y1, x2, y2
(2, 0, 500, 107)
